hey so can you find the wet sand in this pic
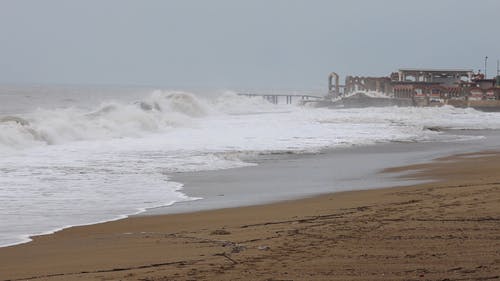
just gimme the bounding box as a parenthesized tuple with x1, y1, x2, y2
(1, 151, 500, 280)
(150, 130, 500, 215)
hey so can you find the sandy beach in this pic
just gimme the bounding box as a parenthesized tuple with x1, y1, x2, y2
(1, 150, 499, 281)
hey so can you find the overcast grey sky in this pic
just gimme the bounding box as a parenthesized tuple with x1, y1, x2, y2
(0, 0, 499, 89)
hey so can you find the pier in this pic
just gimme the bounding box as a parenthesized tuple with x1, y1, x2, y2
(237, 93, 324, 105)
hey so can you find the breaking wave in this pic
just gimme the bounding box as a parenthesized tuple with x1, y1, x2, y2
(0, 91, 226, 151)
(2, 90, 500, 153)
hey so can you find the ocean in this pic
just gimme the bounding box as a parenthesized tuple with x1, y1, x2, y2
(1, 84, 500, 247)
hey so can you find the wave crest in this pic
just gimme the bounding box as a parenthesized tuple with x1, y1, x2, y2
(0, 90, 217, 151)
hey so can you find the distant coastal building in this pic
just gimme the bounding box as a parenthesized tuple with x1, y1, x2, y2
(329, 68, 500, 110)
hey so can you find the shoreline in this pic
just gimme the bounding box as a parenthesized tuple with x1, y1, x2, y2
(145, 128, 500, 215)
(1, 148, 500, 280)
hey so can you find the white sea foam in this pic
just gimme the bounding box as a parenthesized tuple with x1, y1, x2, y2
(1, 88, 500, 247)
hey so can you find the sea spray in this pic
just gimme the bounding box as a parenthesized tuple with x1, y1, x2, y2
(0, 91, 211, 151)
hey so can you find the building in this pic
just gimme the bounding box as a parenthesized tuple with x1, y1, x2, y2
(339, 68, 500, 106)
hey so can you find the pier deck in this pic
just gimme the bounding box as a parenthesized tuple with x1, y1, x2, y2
(237, 93, 324, 104)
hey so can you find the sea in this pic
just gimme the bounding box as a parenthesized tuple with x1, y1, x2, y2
(1, 84, 500, 248)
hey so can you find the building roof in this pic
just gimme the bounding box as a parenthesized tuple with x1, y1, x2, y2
(398, 68, 474, 73)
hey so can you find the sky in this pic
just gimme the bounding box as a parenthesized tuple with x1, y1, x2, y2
(0, 0, 499, 89)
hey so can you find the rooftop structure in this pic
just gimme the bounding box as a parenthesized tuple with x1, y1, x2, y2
(396, 68, 474, 85)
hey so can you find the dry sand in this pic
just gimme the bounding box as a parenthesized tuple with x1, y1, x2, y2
(1, 151, 500, 281)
